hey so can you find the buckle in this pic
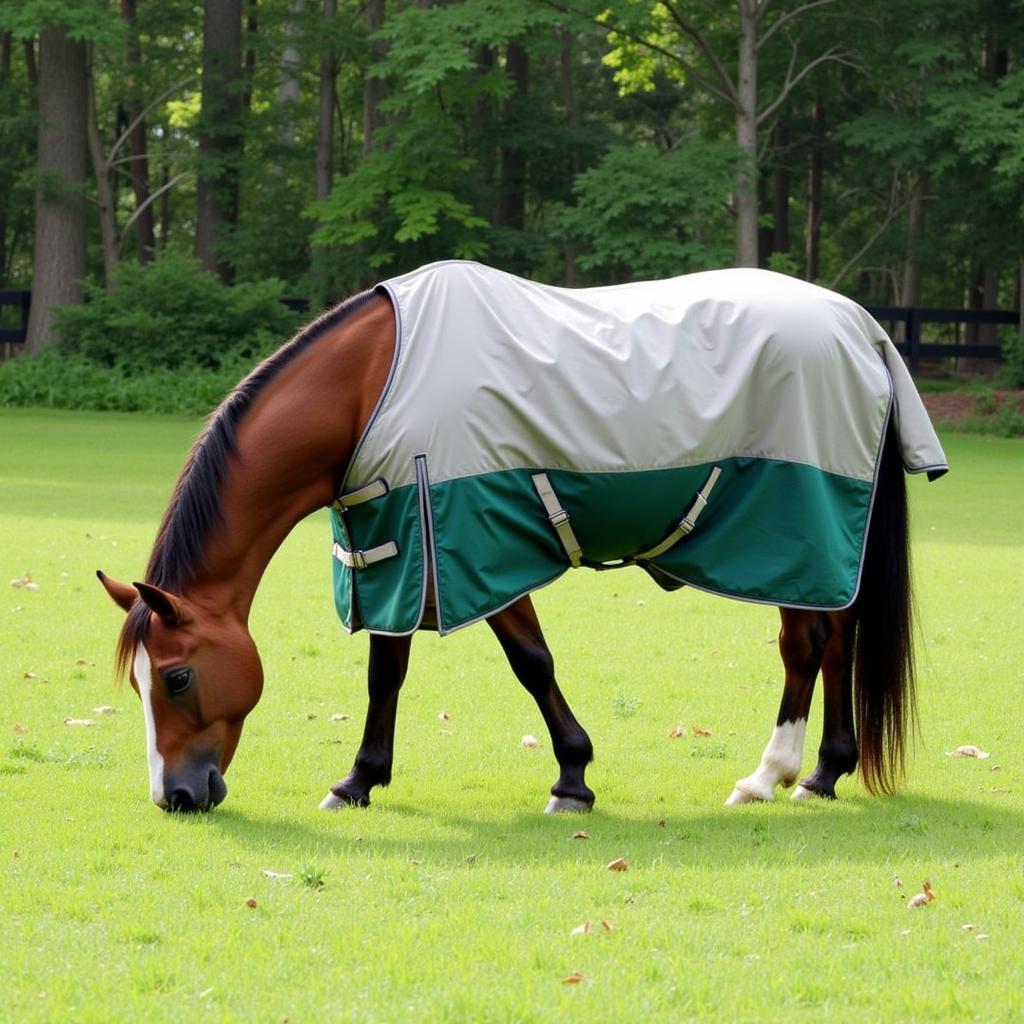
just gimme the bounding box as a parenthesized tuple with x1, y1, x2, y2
(549, 509, 570, 527)
(351, 550, 367, 570)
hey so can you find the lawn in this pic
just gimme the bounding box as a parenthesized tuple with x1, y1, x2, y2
(2, 408, 1022, 1023)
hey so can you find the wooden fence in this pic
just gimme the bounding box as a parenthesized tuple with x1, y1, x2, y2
(2, 287, 1019, 369)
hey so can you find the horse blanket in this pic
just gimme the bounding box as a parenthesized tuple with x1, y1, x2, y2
(330, 261, 947, 636)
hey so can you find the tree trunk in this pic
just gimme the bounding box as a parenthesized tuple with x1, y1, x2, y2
(243, 0, 258, 111)
(85, 45, 119, 285)
(733, 0, 759, 268)
(195, 0, 243, 283)
(362, 0, 386, 154)
(772, 118, 790, 255)
(0, 32, 10, 282)
(497, 41, 529, 233)
(122, 0, 155, 262)
(279, 0, 304, 149)
(25, 26, 88, 353)
(22, 37, 37, 86)
(900, 173, 926, 307)
(804, 98, 824, 282)
(560, 28, 578, 286)
(315, 0, 337, 202)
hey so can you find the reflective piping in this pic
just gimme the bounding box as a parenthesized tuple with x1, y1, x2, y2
(332, 540, 399, 570)
(333, 477, 389, 510)
(634, 465, 722, 562)
(531, 473, 582, 568)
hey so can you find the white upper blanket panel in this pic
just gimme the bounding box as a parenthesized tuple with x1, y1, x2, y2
(354, 261, 947, 491)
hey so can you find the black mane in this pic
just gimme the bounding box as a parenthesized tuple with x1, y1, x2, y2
(116, 288, 378, 673)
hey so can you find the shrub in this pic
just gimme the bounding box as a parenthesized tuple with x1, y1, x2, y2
(0, 348, 252, 415)
(1001, 330, 1024, 388)
(53, 252, 303, 373)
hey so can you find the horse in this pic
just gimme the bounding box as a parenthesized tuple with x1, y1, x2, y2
(99, 261, 947, 813)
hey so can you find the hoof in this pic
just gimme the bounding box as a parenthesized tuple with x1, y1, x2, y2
(790, 784, 820, 802)
(725, 786, 770, 806)
(544, 796, 592, 815)
(319, 788, 369, 810)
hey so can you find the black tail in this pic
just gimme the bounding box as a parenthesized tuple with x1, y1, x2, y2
(852, 419, 916, 794)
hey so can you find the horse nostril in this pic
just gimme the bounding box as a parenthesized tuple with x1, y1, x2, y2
(167, 787, 198, 813)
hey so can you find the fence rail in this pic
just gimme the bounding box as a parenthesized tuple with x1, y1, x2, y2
(2, 288, 1019, 369)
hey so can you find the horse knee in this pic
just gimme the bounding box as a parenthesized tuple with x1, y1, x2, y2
(506, 639, 556, 694)
(779, 614, 830, 677)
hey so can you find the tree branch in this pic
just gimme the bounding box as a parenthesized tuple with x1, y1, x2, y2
(757, 0, 835, 51)
(757, 47, 853, 124)
(534, 0, 737, 108)
(106, 75, 199, 167)
(828, 177, 908, 289)
(660, 0, 738, 104)
(117, 172, 193, 255)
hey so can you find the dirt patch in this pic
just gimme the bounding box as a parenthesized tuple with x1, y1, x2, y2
(921, 389, 1024, 423)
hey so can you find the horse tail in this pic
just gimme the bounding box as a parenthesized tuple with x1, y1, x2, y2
(852, 418, 916, 794)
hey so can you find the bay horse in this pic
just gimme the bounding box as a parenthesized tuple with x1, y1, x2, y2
(99, 262, 946, 813)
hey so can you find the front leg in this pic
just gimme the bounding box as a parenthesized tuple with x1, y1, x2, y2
(487, 597, 595, 814)
(321, 633, 412, 809)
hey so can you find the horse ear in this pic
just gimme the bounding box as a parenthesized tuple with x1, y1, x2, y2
(96, 571, 139, 613)
(133, 581, 193, 627)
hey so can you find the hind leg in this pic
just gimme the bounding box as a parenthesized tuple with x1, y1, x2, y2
(792, 609, 859, 801)
(321, 633, 412, 809)
(726, 609, 829, 805)
(488, 596, 595, 814)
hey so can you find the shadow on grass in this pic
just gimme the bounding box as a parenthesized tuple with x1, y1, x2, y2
(197, 790, 1022, 870)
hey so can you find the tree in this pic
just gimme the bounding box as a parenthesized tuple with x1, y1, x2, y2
(195, 0, 243, 283)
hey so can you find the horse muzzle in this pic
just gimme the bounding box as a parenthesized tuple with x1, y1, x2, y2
(162, 761, 228, 813)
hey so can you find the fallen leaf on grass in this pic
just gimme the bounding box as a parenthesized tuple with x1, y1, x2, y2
(907, 881, 936, 908)
(329, 713, 350, 722)
(561, 972, 589, 985)
(601, 920, 614, 932)
(692, 726, 712, 737)
(261, 870, 294, 879)
(92, 706, 119, 715)
(10, 574, 39, 591)
(63, 717, 95, 727)
(571, 922, 591, 936)
(571, 830, 590, 840)
(961, 923, 978, 932)
(13, 723, 28, 735)
(521, 734, 540, 748)
(465, 853, 478, 864)
(946, 745, 990, 759)
(22, 673, 37, 680)
(437, 711, 450, 721)
(245, 898, 257, 908)
(606, 857, 629, 872)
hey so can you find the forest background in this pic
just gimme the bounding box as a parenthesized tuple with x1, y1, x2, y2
(1, 0, 1023, 407)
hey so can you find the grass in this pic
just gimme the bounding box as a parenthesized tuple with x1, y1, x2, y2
(2, 408, 1023, 1023)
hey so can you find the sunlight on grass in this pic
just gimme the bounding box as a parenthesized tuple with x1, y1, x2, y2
(2, 411, 1022, 1022)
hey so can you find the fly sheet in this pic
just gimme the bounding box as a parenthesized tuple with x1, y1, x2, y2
(330, 261, 947, 636)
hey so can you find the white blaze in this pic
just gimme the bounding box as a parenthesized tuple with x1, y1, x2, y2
(133, 643, 167, 808)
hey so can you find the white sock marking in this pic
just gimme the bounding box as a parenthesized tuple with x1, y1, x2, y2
(133, 643, 167, 808)
(726, 719, 807, 805)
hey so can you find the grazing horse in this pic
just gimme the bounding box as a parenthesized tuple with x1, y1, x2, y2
(99, 262, 947, 813)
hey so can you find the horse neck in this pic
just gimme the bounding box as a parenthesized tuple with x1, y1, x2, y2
(186, 295, 395, 623)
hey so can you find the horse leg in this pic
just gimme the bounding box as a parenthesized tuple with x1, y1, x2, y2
(791, 609, 859, 800)
(320, 633, 412, 809)
(726, 608, 829, 805)
(487, 596, 596, 814)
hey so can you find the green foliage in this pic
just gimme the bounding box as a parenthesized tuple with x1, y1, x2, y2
(0, 347, 250, 415)
(52, 252, 302, 374)
(560, 141, 739, 280)
(1002, 331, 1024, 388)
(0, 0, 122, 42)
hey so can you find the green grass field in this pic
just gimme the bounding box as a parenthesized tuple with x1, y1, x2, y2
(2, 408, 1022, 1023)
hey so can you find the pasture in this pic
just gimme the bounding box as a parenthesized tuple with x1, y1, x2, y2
(2, 407, 1022, 1023)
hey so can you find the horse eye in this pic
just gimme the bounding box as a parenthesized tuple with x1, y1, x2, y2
(164, 668, 193, 697)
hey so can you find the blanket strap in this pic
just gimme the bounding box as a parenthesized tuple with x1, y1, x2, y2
(332, 477, 389, 511)
(332, 540, 399, 571)
(531, 473, 583, 568)
(634, 466, 722, 562)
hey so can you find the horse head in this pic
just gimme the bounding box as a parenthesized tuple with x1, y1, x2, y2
(98, 572, 263, 812)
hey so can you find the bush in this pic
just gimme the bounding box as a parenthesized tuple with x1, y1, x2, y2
(0, 348, 254, 415)
(1001, 330, 1024, 388)
(53, 252, 303, 373)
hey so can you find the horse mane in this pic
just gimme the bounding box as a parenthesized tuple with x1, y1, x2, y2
(115, 288, 379, 678)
